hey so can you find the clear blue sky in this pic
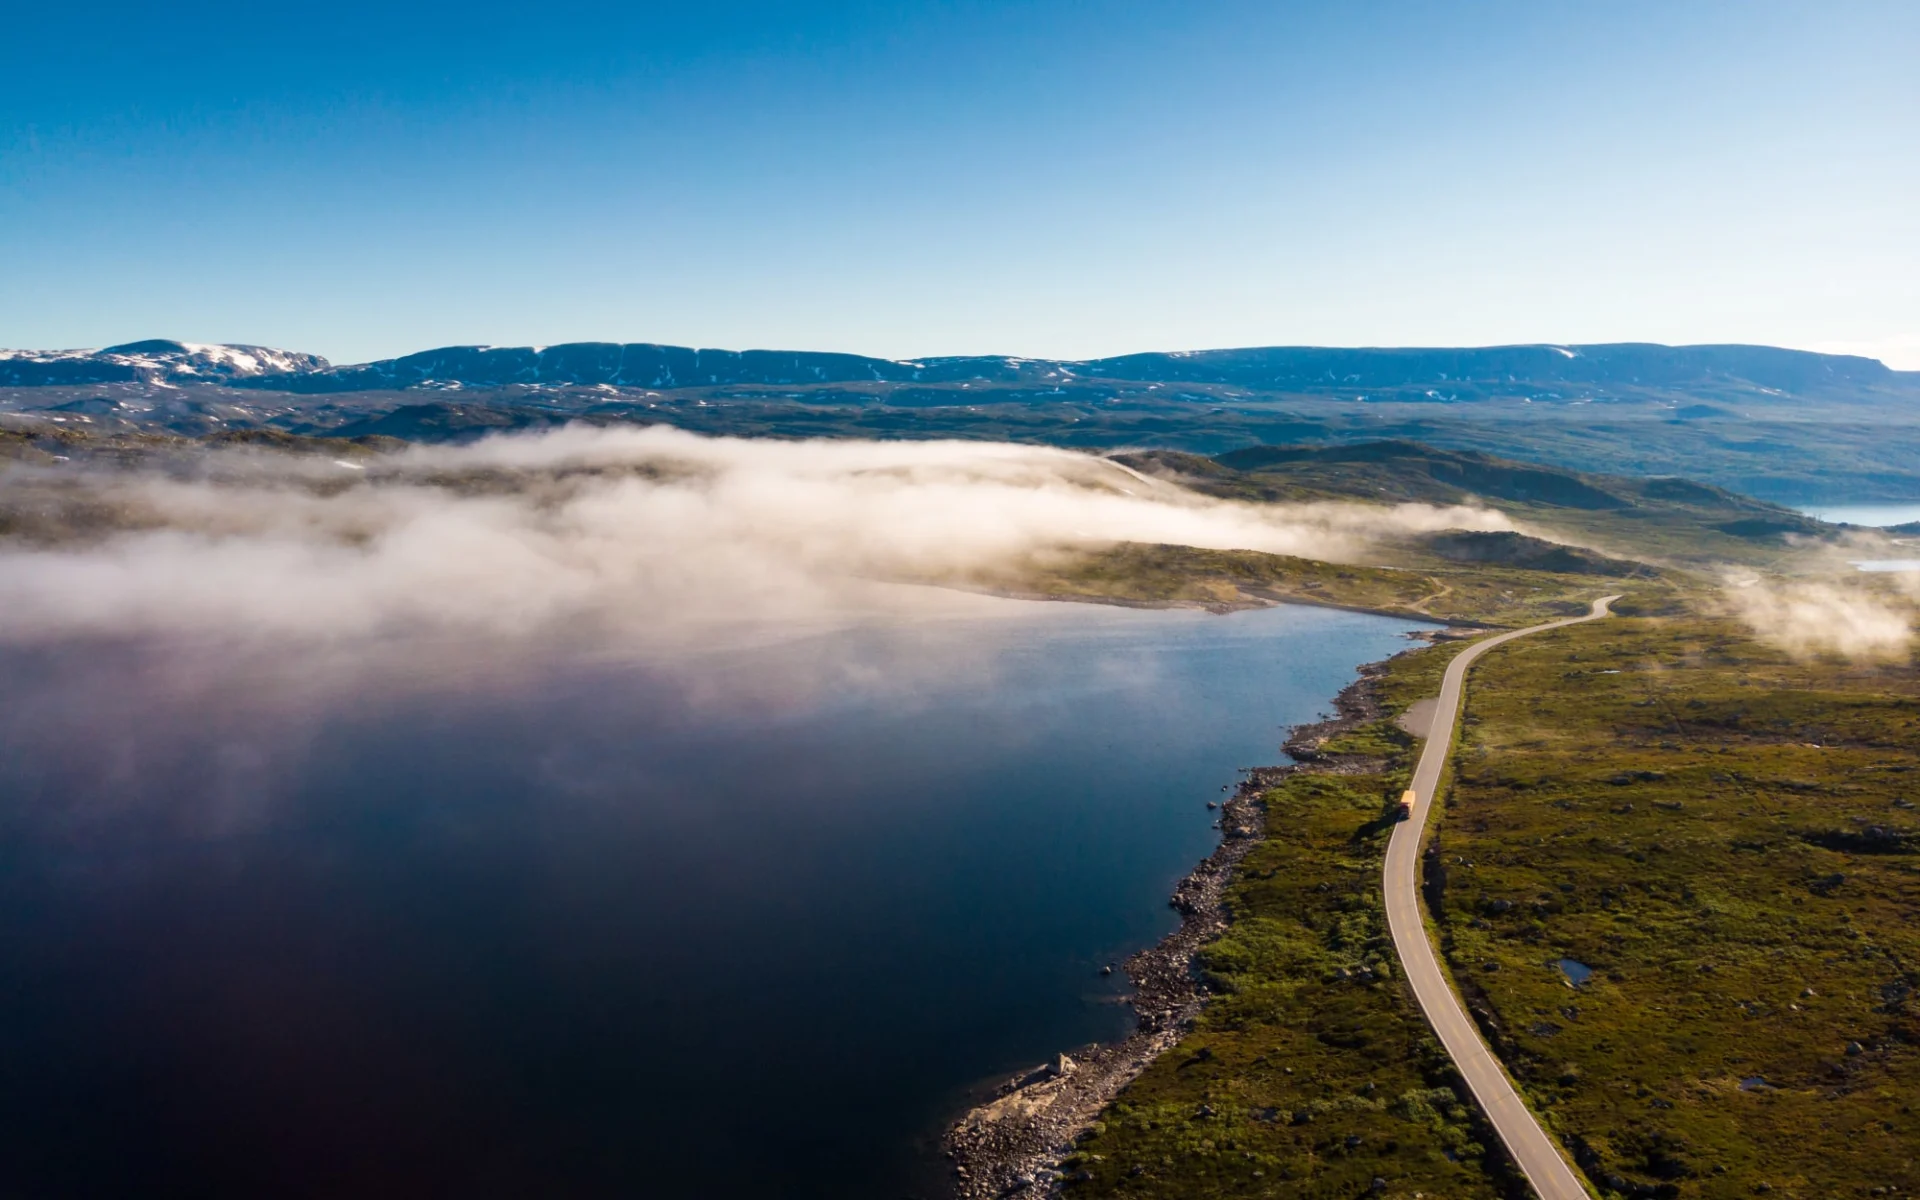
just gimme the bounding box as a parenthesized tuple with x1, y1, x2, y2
(3, 1, 1916, 367)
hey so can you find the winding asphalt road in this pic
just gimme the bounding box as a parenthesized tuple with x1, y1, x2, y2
(1383, 596, 1619, 1200)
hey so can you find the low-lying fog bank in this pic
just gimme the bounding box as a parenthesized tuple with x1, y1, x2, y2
(0, 425, 1510, 646)
(10, 422, 1911, 664)
(1721, 571, 1920, 662)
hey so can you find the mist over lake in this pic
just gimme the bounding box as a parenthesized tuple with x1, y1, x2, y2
(0, 596, 1420, 1198)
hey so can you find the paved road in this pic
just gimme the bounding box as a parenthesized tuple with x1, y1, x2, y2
(1384, 596, 1619, 1200)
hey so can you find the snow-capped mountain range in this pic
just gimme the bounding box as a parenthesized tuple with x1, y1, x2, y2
(0, 340, 329, 386)
(1, 338, 1912, 395)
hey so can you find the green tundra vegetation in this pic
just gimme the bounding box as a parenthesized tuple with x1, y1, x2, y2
(1069, 601, 1920, 1199)
(989, 542, 1651, 629)
(1428, 612, 1919, 1198)
(980, 437, 1891, 627)
(1063, 741, 1515, 1198)
(1025, 445, 1912, 1198)
(1063, 633, 1509, 1199)
(1111, 442, 1841, 569)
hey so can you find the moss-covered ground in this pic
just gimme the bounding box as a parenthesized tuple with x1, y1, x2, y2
(1066, 761, 1517, 1199)
(1071, 601, 1920, 1200)
(1431, 612, 1919, 1198)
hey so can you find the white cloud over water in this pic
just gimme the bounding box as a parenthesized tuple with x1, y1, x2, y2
(0, 425, 1511, 643)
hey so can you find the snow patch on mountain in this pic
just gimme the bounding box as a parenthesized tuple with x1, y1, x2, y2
(0, 340, 330, 386)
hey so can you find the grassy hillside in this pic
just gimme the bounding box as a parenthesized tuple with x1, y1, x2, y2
(1114, 442, 1837, 569)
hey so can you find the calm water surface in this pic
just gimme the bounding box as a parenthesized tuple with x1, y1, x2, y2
(0, 598, 1420, 1198)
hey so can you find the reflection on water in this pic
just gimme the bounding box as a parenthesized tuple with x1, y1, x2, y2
(0, 598, 1422, 1198)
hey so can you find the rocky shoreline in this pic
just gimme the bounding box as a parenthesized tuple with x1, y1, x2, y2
(940, 642, 1430, 1198)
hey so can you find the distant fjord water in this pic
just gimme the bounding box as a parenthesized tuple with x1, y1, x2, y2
(0, 596, 1423, 1199)
(1800, 502, 1920, 528)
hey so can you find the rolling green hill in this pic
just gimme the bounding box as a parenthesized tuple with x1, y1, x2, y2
(1111, 441, 1835, 569)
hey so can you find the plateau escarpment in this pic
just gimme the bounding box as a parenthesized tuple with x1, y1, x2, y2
(6, 339, 1920, 503)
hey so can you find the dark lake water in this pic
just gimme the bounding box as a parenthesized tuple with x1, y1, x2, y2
(0, 596, 1421, 1198)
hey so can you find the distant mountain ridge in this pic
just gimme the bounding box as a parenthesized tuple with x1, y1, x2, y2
(2, 339, 1911, 396)
(240, 341, 1909, 395)
(0, 340, 329, 386)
